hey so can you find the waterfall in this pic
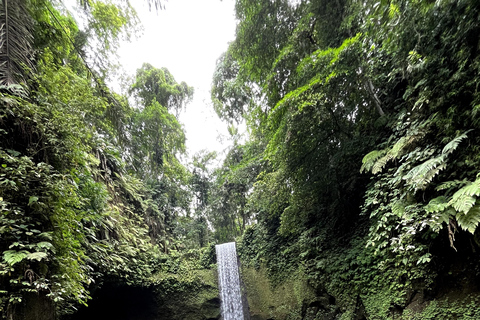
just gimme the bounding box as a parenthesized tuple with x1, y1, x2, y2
(216, 242, 245, 320)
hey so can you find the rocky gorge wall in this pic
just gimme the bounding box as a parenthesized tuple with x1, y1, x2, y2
(240, 266, 341, 320)
(62, 268, 221, 320)
(239, 262, 480, 320)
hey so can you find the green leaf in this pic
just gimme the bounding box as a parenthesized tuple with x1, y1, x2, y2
(6, 149, 21, 157)
(38, 232, 53, 240)
(450, 180, 480, 213)
(360, 150, 385, 173)
(456, 205, 480, 234)
(451, 193, 476, 214)
(372, 153, 393, 175)
(404, 155, 447, 190)
(442, 130, 472, 155)
(28, 196, 38, 205)
(36, 241, 54, 251)
(26, 251, 48, 262)
(3, 250, 28, 266)
(425, 196, 449, 213)
(428, 208, 454, 232)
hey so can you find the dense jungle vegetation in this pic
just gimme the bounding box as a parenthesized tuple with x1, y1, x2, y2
(2, 0, 480, 319)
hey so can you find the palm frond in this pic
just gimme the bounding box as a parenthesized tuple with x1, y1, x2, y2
(0, 0, 35, 86)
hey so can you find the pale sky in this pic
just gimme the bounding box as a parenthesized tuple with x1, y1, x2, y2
(117, 0, 237, 162)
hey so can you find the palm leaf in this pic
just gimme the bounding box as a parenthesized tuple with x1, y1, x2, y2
(0, 0, 35, 86)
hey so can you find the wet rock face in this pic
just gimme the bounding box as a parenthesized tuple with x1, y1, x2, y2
(155, 293, 221, 320)
(10, 292, 56, 320)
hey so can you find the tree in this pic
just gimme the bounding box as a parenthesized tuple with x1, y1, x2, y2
(130, 63, 194, 116)
(0, 1, 194, 317)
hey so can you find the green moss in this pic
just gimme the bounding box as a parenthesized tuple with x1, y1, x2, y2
(241, 265, 316, 320)
(152, 268, 220, 320)
(400, 294, 480, 320)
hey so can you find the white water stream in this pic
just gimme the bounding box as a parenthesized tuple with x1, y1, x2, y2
(215, 242, 245, 320)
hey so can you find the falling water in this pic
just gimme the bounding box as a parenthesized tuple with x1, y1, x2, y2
(216, 242, 245, 320)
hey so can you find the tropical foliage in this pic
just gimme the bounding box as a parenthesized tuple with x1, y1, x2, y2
(210, 0, 480, 318)
(3, 0, 480, 318)
(0, 0, 201, 318)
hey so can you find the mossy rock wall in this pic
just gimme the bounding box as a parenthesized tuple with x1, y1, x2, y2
(240, 263, 480, 320)
(241, 266, 340, 320)
(153, 268, 221, 320)
(63, 269, 220, 320)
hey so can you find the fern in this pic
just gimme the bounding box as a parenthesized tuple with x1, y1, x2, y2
(449, 179, 480, 213)
(428, 208, 454, 232)
(456, 204, 480, 234)
(390, 134, 417, 158)
(425, 177, 480, 235)
(436, 179, 468, 191)
(362, 131, 423, 174)
(404, 155, 447, 190)
(391, 200, 405, 217)
(372, 152, 393, 174)
(425, 196, 449, 213)
(457, 179, 480, 197)
(442, 130, 472, 155)
(26, 251, 48, 262)
(2, 250, 28, 266)
(361, 149, 385, 173)
(451, 193, 476, 214)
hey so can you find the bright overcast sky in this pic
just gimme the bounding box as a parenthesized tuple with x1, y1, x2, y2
(118, 0, 237, 161)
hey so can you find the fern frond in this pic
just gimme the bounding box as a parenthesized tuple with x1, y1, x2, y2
(372, 153, 393, 174)
(428, 208, 454, 232)
(436, 179, 468, 191)
(456, 204, 480, 234)
(390, 134, 419, 158)
(442, 130, 473, 155)
(450, 192, 476, 214)
(449, 179, 480, 213)
(361, 149, 385, 173)
(459, 179, 480, 197)
(391, 200, 405, 217)
(390, 136, 408, 158)
(425, 196, 449, 213)
(404, 155, 447, 190)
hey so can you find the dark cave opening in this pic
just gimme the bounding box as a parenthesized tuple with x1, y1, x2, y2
(63, 283, 157, 320)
